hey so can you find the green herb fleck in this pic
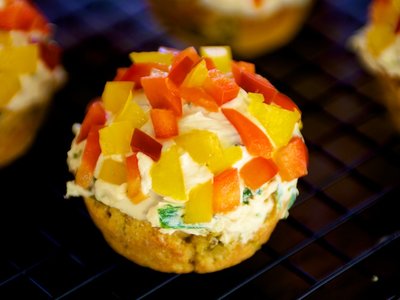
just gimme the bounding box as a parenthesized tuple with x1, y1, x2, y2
(158, 204, 204, 229)
(242, 187, 253, 205)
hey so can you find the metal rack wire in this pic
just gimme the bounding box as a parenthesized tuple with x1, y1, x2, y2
(0, 0, 399, 299)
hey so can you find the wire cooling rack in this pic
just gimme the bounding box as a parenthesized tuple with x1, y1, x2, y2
(0, 0, 399, 299)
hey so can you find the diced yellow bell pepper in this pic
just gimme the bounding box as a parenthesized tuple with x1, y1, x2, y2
(181, 59, 208, 88)
(115, 95, 148, 128)
(200, 46, 232, 73)
(175, 129, 222, 165)
(0, 72, 20, 108)
(102, 81, 134, 115)
(0, 45, 38, 73)
(366, 24, 395, 56)
(249, 93, 300, 148)
(175, 129, 241, 174)
(208, 145, 242, 174)
(184, 180, 213, 224)
(99, 121, 134, 155)
(0, 32, 11, 46)
(151, 145, 186, 201)
(129, 51, 173, 65)
(98, 158, 127, 185)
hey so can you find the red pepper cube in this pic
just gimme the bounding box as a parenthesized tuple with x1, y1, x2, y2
(240, 157, 278, 190)
(274, 137, 308, 182)
(77, 100, 106, 143)
(131, 128, 162, 161)
(150, 108, 179, 139)
(239, 70, 278, 104)
(141, 75, 182, 116)
(203, 69, 240, 106)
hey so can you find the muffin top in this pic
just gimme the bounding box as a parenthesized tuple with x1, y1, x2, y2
(66, 46, 308, 244)
(199, 0, 312, 17)
(352, 0, 400, 77)
(0, 0, 65, 111)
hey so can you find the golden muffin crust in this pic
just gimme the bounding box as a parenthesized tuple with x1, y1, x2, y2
(84, 196, 281, 273)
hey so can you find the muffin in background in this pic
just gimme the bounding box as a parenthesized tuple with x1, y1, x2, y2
(0, 0, 66, 167)
(351, 0, 400, 130)
(148, 0, 314, 58)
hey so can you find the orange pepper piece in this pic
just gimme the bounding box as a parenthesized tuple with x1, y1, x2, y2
(203, 69, 240, 106)
(141, 76, 182, 116)
(179, 86, 219, 112)
(212, 168, 240, 213)
(169, 46, 201, 86)
(126, 154, 147, 204)
(274, 137, 308, 181)
(222, 108, 273, 158)
(76, 100, 106, 143)
(150, 108, 179, 139)
(240, 157, 278, 189)
(75, 126, 102, 188)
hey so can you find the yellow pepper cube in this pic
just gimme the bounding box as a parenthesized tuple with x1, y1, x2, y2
(181, 59, 208, 88)
(200, 46, 232, 73)
(175, 130, 223, 165)
(115, 95, 148, 129)
(208, 145, 242, 174)
(99, 121, 134, 155)
(102, 81, 134, 115)
(98, 158, 127, 185)
(249, 93, 300, 148)
(129, 51, 173, 65)
(0, 72, 21, 108)
(0, 32, 11, 46)
(151, 145, 186, 201)
(366, 24, 396, 57)
(0, 45, 38, 73)
(184, 180, 213, 224)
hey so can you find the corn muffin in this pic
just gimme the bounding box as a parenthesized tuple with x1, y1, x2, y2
(66, 46, 308, 273)
(148, 0, 314, 58)
(0, 0, 66, 167)
(351, 0, 400, 130)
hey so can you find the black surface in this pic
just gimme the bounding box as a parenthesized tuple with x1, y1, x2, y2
(1, 0, 399, 299)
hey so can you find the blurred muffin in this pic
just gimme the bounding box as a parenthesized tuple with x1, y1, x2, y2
(66, 46, 308, 273)
(148, 0, 314, 58)
(351, 0, 400, 130)
(0, 0, 66, 167)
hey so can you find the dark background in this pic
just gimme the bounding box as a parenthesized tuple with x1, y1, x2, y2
(0, 0, 399, 299)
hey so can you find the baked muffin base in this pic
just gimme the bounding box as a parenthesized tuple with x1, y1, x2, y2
(84, 196, 281, 273)
(0, 103, 49, 167)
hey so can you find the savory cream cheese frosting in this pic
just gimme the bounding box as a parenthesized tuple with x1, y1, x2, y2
(66, 89, 300, 244)
(352, 30, 400, 78)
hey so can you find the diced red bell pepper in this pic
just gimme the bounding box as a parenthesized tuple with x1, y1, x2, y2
(237, 70, 278, 104)
(222, 108, 273, 158)
(212, 168, 240, 213)
(150, 108, 179, 139)
(271, 92, 299, 112)
(141, 75, 182, 116)
(168, 46, 201, 86)
(38, 42, 61, 70)
(126, 153, 146, 204)
(274, 136, 308, 182)
(75, 126, 102, 188)
(240, 157, 278, 189)
(114, 68, 128, 81)
(231, 60, 255, 84)
(203, 57, 216, 70)
(76, 100, 107, 143)
(179, 86, 219, 112)
(0, 0, 50, 33)
(119, 62, 169, 89)
(203, 69, 240, 106)
(131, 128, 162, 161)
